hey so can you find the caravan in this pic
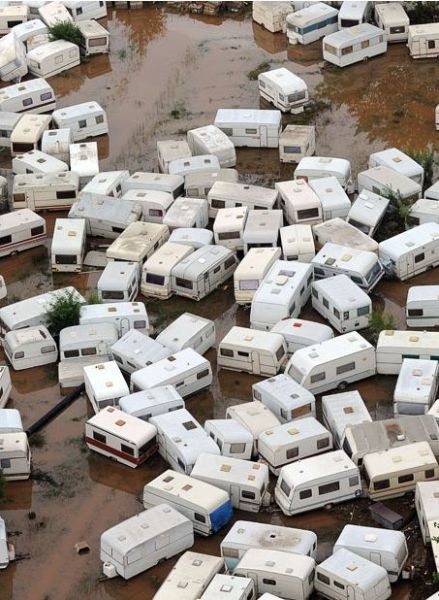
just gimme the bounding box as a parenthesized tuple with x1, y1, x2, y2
(204, 420, 253, 461)
(0, 33, 27, 82)
(213, 207, 248, 252)
(376, 330, 439, 375)
(68, 195, 142, 239)
(168, 227, 213, 249)
(0, 6, 28, 35)
(59, 323, 118, 362)
(157, 140, 192, 174)
(163, 197, 208, 230)
(407, 198, 439, 228)
(201, 575, 255, 600)
(252, 1, 293, 33)
(338, 1, 372, 28)
(156, 313, 215, 356)
(0, 431, 31, 480)
(141, 241, 193, 299)
(111, 330, 170, 375)
(0, 368, 12, 409)
(4, 325, 57, 370)
(121, 172, 184, 199)
(368, 148, 424, 186)
(0, 112, 21, 149)
(207, 181, 278, 219)
(321, 390, 372, 448)
(313, 219, 378, 254)
(79, 302, 149, 337)
(408, 23, 439, 59)
(393, 358, 439, 416)
(271, 318, 334, 356)
(252, 374, 316, 423)
(294, 156, 354, 193)
(214, 109, 282, 148)
(76, 19, 110, 56)
(415, 481, 439, 545)
(233, 247, 281, 305)
(308, 177, 351, 221)
(168, 155, 221, 178)
(225, 402, 281, 451)
(51, 218, 85, 272)
(258, 67, 309, 114)
(279, 125, 315, 164)
(12, 150, 68, 175)
(243, 209, 283, 254)
(286, 2, 338, 45)
(27, 40, 80, 78)
(280, 224, 315, 262)
(121, 189, 174, 223)
(346, 190, 389, 237)
(41, 129, 73, 163)
(406, 286, 439, 327)
(0, 209, 46, 258)
(357, 166, 422, 201)
(81, 171, 129, 198)
(83, 361, 129, 414)
(276, 179, 322, 226)
(106, 222, 169, 267)
(97, 262, 139, 303)
(118, 386, 184, 421)
(38, 1, 73, 26)
(10, 113, 50, 156)
(52, 102, 108, 141)
(69, 142, 99, 182)
(185, 169, 238, 199)
(187, 125, 236, 168)
(64, 1, 107, 21)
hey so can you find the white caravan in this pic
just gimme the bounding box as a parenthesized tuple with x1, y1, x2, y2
(374, 2, 409, 42)
(406, 285, 439, 327)
(121, 172, 184, 199)
(285, 332, 376, 394)
(313, 218, 378, 254)
(315, 549, 391, 600)
(118, 386, 184, 422)
(0, 33, 27, 82)
(357, 166, 422, 201)
(226, 401, 281, 451)
(111, 330, 170, 375)
(378, 223, 439, 281)
(243, 209, 283, 254)
(51, 218, 85, 272)
(280, 224, 315, 262)
(234, 247, 281, 305)
(106, 222, 169, 267)
(69, 142, 99, 181)
(233, 549, 314, 600)
(321, 390, 372, 448)
(53, 102, 108, 142)
(214, 109, 282, 148)
(415, 481, 439, 545)
(258, 417, 332, 475)
(221, 520, 317, 571)
(312, 243, 384, 292)
(38, 1, 73, 26)
(204, 419, 253, 461)
(100, 505, 193, 580)
(83, 360, 129, 413)
(81, 170, 129, 198)
(97, 262, 139, 303)
(368, 148, 424, 187)
(393, 358, 439, 416)
(201, 574, 255, 600)
(187, 125, 236, 168)
(338, 0, 372, 28)
(279, 125, 315, 163)
(0, 6, 28, 35)
(218, 327, 287, 377)
(191, 453, 270, 512)
(143, 469, 233, 536)
(253, 373, 316, 422)
(76, 19, 110, 56)
(207, 181, 278, 219)
(250, 259, 312, 331)
(0, 209, 46, 258)
(64, 1, 107, 21)
(12, 150, 68, 175)
(271, 317, 334, 355)
(79, 302, 149, 337)
(157, 139, 192, 174)
(308, 177, 351, 221)
(276, 179, 322, 226)
(275, 450, 361, 516)
(0, 431, 31, 480)
(376, 330, 439, 375)
(141, 241, 193, 299)
(163, 197, 208, 230)
(168, 228, 213, 249)
(363, 442, 439, 501)
(156, 313, 215, 356)
(10, 112, 50, 156)
(27, 40, 80, 78)
(0, 287, 84, 338)
(252, 1, 293, 33)
(0, 112, 21, 148)
(154, 552, 224, 600)
(294, 156, 354, 193)
(323, 23, 387, 67)
(407, 198, 439, 228)
(12, 18, 48, 49)
(312, 275, 372, 333)
(68, 195, 142, 239)
(0, 409, 21, 434)
(59, 322, 118, 362)
(408, 23, 439, 59)
(425, 181, 439, 201)
(0, 368, 12, 409)
(286, 3, 338, 45)
(346, 190, 389, 237)
(41, 129, 73, 163)
(168, 155, 221, 178)
(258, 67, 309, 114)
(4, 326, 57, 371)
(121, 189, 174, 223)
(171, 245, 237, 301)
(213, 206, 248, 252)
(131, 349, 212, 398)
(185, 169, 239, 199)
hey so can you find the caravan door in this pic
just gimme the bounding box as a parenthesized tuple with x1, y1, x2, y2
(120, 317, 130, 336)
(260, 125, 267, 147)
(155, 532, 170, 550)
(347, 585, 355, 600)
(251, 351, 261, 375)
(405, 252, 414, 278)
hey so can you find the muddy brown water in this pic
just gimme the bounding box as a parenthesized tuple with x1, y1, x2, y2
(0, 6, 438, 600)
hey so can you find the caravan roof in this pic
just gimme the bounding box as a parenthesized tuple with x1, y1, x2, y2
(377, 329, 439, 352)
(234, 247, 281, 280)
(221, 326, 285, 354)
(69, 142, 99, 178)
(243, 210, 283, 244)
(281, 450, 357, 487)
(87, 405, 156, 447)
(143, 241, 193, 277)
(363, 441, 437, 480)
(209, 181, 278, 208)
(295, 156, 351, 178)
(111, 329, 171, 366)
(51, 218, 85, 254)
(313, 274, 371, 312)
(378, 223, 439, 262)
(215, 108, 282, 127)
(276, 179, 321, 213)
(260, 416, 329, 446)
(251, 259, 311, 308)
(106, 221, 169, 262)
(81, 170, 129, 196)
(318, 548, 389, 590)
(348, 190, 389, 228)
(69, 194, 142, 226)
(369, 148, 423, 181)
(259, 67, 307, 95)
(60, 322, 118, 348)
(313, 218, 378, 253)
(192, 453, 268, 489)
(0, 208, 45, 235)
(325, 23, 382, 48)
(234, 547, 314, 578)
(204, 419, 254, 445)
(171, 245, 233, 281)
(133, 348, 210, 389)
(322, 390, 372, 440)
(312, 242, 379, 274)
(0, 78, 55, 110)
(0, 409, 23, 433)
(407, 285, 439, 304)
(358, 166, 422, 197)
(394, 359, 438, 405)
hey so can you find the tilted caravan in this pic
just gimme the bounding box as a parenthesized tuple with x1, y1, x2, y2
(163, 197, 208, 230)
(0, 32, 27, 82)
(4, 325, 57, 371)
(321, 390, 372, 448)
(106, 222, 169, 267)
(234, 247, 281, 305)
(233, 548, 315, 600)
(363, 442, 439, 501)
(131, 349, 212, 398)
(59, 322, 118, 362)
(271, 318, 334, 356)
(168, 155, 221, 178)
(214, 109, 282, 148)
(243, 209, 283, 254)
(83, 360, 129, 413)
(51, 218, 85, 272)
(27, 40, 80, 78)
(76, 19, 110, 56)
(204, 419, 253, 461)
(0, 6, 29, 35)
(311, 275, 372, 333)
(346, 190, 389, 237)
(85, 406, 157, 468)
(285, 332, 376, 394)
(258, 416, 332, 475)
(68, 195, 142, 239)
(308, 177, 351, 221)
(121, 171, 184, 200)
(218, 327, 287, 377)
(338, 0, 372, 28)
(313, 219, 378, 254)
(156, 313, 215, 356)
(171, 245, 237, 301)
(0, 112, 21, 149)
(406, 285, 439, 327)
(97, 262, 139, 303)
(275, 179, 322, 226)
(12, 150, 68, 175)
(187, 125, 236, 168)
(52, 102, 108, 141)
(64, 1, 107, 22)
(121, 189, 174, 223)
(79, 302, 149, 337)
(81, 171, 129, 198)
(118, 386, 184, 422)
(69, 142, 99, 181)
(312, 243, 384, 292)
(378, 223, 439, 281)
(201, 574, 255, 600)
(213, 206, 248, 252)
(415, 481, 439, 545)
(278, 125, 315, 163)
(275, 450, 361, 516)
(157, 139, 192, 174)
(111, 330, 170, 375)
(252, 373, 316, 423)
(0, 431, 31, 480)
(252, 1, 293, 33)
(143, 469, 233, 536)
(286, 2, 338, 45)
(221, 520, 317, 571)
(342, 415, 439, 467)
(408, 23, 439, 59)
(191, 453, 271, 512)
(280, 224, 315, 262)
(185, 168, 239, 199)
(425, 181, 439, 201)
(294, 156, 354, 193)
(41, 129, 73, 163)
(207, 180, 278, 219)
(393, 358, 439, 416)
(407, 199, 439, 228)
(38, 1, 73, 27)
(368, 148, 424, 187)
(10, 113, 50, 156)
(0, 209, 46, 258)
(141, 241, 193, 299)
(315, 549, 391, 600)
(323, 23, 387, 67)
(100, 505, 194, 580)
(357, 166, 422, 202)
(168, 227, 213, 249)
(376, 330, 439, 375)
(375, 1, 409, 42)
(226, 401, 281, 451)
(258, 67, 309, 114)
(11, 18, 48, 48)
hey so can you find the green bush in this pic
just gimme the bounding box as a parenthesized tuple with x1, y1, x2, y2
(247, 61, 270, 81)
(49, 21, 83, 48)
(403, 147, 435, 190)
(367, 310, 396, 345)
(86, 291, 102, 305)
(46, 290, 83, 336)
(406, 2, 439, 24)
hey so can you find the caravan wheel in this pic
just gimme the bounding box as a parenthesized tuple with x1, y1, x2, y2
(337, 381, 348, 391)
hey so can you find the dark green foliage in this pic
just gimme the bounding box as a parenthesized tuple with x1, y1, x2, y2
(49, 21, 83, 47)
(376, 187, 413, 241)
(403, 147, 435, 190)
(247, 61, 270, 80)
(406, 2, 439, 24)
(46, 290, 82, 336)
(86, 291, 102, 305)
(367, 310, 396, 345)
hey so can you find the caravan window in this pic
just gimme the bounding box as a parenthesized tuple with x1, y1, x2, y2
(317, 573, 330, 585)
(0, 236, 12, 246)
(292, 404, 311, 419)
(197, 369, 209, 380)
(334, 580, 345, 590)
(90, 37, 107, 47)
(176, 278, 193, 289)
(349, 476, 359, 487)
(56, 255, 77, 265)
(225, 256, 236, 269)
(284, 146, 301, 154)
(245, 129, 257, 135)
(317, 437, 330, 450)
(408, 309, 423, 316)
(41, 345, 56, 354)
(0, 458, 11, 469)
(93, 431, 106, 444)
(275, 345, 285, 361)
(96, 115, 104, 124)
(57, 190, 76, 200)
(341, 46, 353, 55)
(336, 362, 355, 375)
(23, 98, 32, 107)
(426, 469, 435, 478)
(324, 43, 336, 55)
(334, 308, 340, 319)
(322, 297, 329, 309)
(230, 443, 246, 454)
(299, 489, 312, 499)
(310, 372, 325, 383)
(238, 351, 249, 357)
(373, 479, 390, 490)
(14, 351, 24, 359)
(194, 512, 206, 523)
(240, 279, 259, 290)
(242, 490, 256, 500)
(102, 291, 124, 300)
(183, 420, 197, 431)
(398, 474, 413, 484)
(79, 120, 87, 128)
(319, 481, 339, 495)
(428, 40, 436, 49)
(280, 478, 291, 497)
(357, 306, 369, 316)
(31, 226, 45, 236)
(415, 253, 425, 263)
(298, 208, 319, 219)
(212, 199, 225, 209)
(82, 347, 97, 356)
(64, 349, 79, 358)
(121, 444, 134, 456)
(55, 55, 63, 65)
(146, 273, 165, 285)
(139, 437, 156, 455)
(223, 547, 239, 558)
(286, 446, 299, 459)
(221, 348, 233, 357)
(41, 92, 52, 101)
(134, 320, 146, 329)
(262, 579, 276, 586)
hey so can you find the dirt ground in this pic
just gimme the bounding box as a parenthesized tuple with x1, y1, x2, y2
(0, 6, 439, 600)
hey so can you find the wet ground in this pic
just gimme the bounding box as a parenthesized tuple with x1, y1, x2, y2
(0, 6, 439, 600)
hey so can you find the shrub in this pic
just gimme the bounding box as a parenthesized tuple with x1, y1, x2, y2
(49, 21, 83, 48)
(247, 61, 270, 81)
(46, 290, 83, 336)
(406, 2, 439, 24)
(367, 310, 396, 345)
(403, 147, 435, 190)
(86, 291, 102, 305)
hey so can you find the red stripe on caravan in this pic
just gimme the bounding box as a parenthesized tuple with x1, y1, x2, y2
(0, 234, 47, 251)
(85, 437, 157, 465)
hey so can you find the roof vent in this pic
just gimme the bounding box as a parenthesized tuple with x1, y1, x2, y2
(364, 533, 377, 543)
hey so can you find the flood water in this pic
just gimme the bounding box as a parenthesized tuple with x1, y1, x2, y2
(0, 6, 439, 600)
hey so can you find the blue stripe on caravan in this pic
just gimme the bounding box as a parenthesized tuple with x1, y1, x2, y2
(210, 499, 233, 533)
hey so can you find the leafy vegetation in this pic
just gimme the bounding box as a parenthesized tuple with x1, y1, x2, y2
(86, 291, 102, 305)
(375, 188, 412, 241)
(403, 147, 435, 190)
(247, 61, 270, 81)
(406, 2, 439, 24)
(49, 21, 83, 48)
(46, 290, 83, 336)
(366, 309, 396, 345)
